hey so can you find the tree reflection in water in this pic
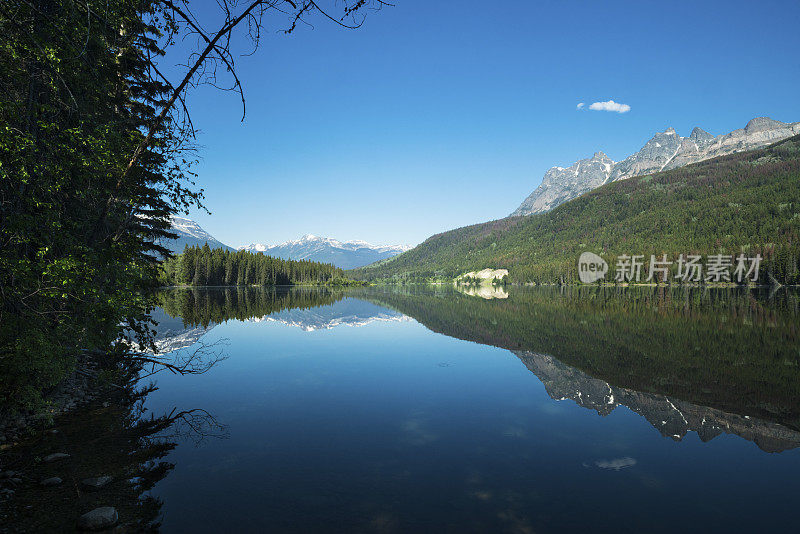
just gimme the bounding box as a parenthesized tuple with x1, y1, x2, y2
(1, 364, 227, 532)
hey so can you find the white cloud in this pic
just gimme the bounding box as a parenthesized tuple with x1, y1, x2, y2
(588, 100, 631, 113)
(576, 102, 585, 110)
(595, 457, 637, 471)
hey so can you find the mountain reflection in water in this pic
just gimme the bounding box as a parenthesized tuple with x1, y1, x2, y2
(154, 285, 800, 453)
(516, 351, 800, 453)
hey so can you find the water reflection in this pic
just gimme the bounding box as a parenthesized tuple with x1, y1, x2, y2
(145, 286, 800, 532)
(455, 284, 509, 299)
(153, 285, 800, 452)
(151, 308, 215, 353)
(516, 350, 800, 452)
(358, 285, 800, 439)
(8, 285, 794, 532)
(156, 286, 345, 328)
(254, 299, 409, 331)
(1, 382, 225, 531)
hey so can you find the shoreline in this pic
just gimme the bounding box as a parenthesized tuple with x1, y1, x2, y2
(0, 356, 104, 450)
(157, 281, 367, 289)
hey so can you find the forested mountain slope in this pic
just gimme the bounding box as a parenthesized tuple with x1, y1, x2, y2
(349, 135, 800, 284)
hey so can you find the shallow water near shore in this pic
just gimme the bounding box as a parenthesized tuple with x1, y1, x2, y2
(6, 285, 800, 532)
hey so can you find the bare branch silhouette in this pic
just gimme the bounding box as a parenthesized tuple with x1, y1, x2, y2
(131, 337, 230, 377)
(94, 0, 390, 242)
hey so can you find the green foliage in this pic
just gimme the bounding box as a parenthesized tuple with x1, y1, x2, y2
(0, 1, 201, 411)
(158, 245, 357, 287)
(350, 136, 800, 285)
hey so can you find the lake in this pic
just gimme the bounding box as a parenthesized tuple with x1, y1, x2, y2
(11, 285, 800, 532)
(134, 285, 800, 533)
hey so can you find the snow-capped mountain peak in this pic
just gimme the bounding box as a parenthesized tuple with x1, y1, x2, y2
(169, 216, 215, 241)
(240, 234, 412, 269)
(161, 215, 234, 254)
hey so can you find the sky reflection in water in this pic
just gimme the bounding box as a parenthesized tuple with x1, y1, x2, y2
(145, 287, 800, 533)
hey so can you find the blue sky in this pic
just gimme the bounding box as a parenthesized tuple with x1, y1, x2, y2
(174, 0, 800, 248)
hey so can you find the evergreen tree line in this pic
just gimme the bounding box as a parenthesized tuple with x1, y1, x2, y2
(159, 244, 355, 286)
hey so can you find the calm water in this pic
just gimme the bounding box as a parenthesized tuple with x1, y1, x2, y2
(10, 286, 792, 531)
(117, 285, 800, 533)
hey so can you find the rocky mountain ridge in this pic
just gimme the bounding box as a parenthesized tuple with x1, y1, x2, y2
(511, 117, 800, 216)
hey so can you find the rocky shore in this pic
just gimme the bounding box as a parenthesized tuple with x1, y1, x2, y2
(0, 357, 102, 447)
(0, 357, 129, 532)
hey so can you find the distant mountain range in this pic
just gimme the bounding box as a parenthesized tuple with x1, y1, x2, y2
(241, 234, 411, 269)
(163, 218, 409, 269)
(511, 117, 800, 216)
(165, 118, 800, 275)
(162, 216, 234, 254)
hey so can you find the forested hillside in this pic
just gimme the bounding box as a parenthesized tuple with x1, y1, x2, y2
(159, 245, 355, 286)
(350, 135, 800, 284)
